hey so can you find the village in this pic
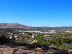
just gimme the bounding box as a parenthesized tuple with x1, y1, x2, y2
(1, 29, 72, 54)
(1, 29, 72, 44)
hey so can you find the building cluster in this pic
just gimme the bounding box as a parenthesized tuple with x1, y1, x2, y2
(18, 30, 56, 34)
(65, 31, 72, 33)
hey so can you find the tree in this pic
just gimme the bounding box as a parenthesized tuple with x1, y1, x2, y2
(36, 34, 49, 45)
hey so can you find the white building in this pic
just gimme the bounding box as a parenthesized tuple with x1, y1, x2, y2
(65, 31, 72, 33)
(10, 35, 12, 39)
(32, 36, 34, 39)
(48, 30, 56, 34)
(14, 34, 18, 38)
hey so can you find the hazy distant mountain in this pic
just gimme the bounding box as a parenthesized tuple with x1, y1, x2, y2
(0, 23, 72, 31)
(0, 23, 31, 29)
(32, 27, 72, 31)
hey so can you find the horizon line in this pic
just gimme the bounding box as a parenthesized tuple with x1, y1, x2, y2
(0, 22, 72, 27)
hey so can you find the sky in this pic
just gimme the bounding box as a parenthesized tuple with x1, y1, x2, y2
(0, 0, 72, 27)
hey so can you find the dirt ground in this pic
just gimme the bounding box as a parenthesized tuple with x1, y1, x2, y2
(0, 45, 72, 54)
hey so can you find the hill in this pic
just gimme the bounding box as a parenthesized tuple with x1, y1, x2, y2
(0, 23, 31, 29)
(0, 23, 72, 31)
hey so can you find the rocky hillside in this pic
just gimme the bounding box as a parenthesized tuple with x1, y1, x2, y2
(0, 23, 31, 29)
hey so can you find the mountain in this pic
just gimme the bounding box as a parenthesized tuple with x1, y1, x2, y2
(32, 27, 72, 31)
(0, 23, 72, 31)
(0, 23, 31, 29)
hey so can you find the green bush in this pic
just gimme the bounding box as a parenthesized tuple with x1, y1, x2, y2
(61, 38, 71, 43)
(26, 32, 32, 35)
(60, 45, 72, 50)
(48, 38, 61, 45)
(36, 34, 49, 45)
(54, 44, 60, 48)
(65, 45, 72, 49)
(60, 45, 65, 50)
(48, 40, 53, 44)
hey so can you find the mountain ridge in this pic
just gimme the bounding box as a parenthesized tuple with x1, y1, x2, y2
(0, 23, 31, 29)
(0, 23, 72, 31)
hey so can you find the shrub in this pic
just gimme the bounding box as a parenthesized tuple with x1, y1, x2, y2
(61, 38, 71, 43)
(36, 34, 49, 45)
(65, 45, 72, 49)
(60, 45, 72, 50)
(27, 32, 32, 35)
(54, 44, 60, 48)
(60, 45, 65, 50)
(0, 35, 10, 44)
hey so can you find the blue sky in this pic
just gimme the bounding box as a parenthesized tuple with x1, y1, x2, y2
(0, 0, 72, 27)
